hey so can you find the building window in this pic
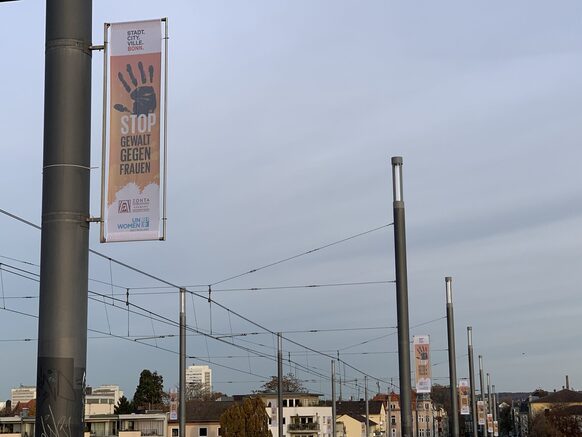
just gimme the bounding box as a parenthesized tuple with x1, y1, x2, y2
(283, 400, 288, 407)
(391, 416, 396, 425)
(218, 428, 222, 436)
(425, 403, 429, 410)
(199, 427, 208, 437)
(426, 430, 431, 436)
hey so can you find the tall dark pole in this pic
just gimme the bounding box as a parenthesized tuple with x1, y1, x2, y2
(36, 1, 92, 436)
(277, 333, 284, 437)
(331, 360, 337, 437)
(491, 384, 497, 422)
(387, 387, 392, 437)
(479, 356, 486, 437)
(337, 350, 342, 401)
(365, 376, 370, 437)
(445, 277, 459, 437)
(467, 327, 478, 437)
(391, 156, 413, 437)
(487, 373, 492, 436)
(179, 288, 186, 437)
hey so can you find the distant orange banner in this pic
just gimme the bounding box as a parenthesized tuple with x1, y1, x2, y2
(459, 379, 470, 415)
(414, 335, 431, 393)
(477, 401, 485, 425)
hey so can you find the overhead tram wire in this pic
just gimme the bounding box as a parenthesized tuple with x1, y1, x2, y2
(339, 316, 447, 351)
(0, 254, 134, 292)
(0, 207, 203, 290)
(0, 208, 393, 300)
(0, 264, 283, 371)
(2, 263, 401, 391)
(0, 306, 353, 392)
(0, 208, 398, 388)
(88, 290, 354, 387)
(0, 281, 390, 394)
(0, 301, 384, 395)
(208, 223, 393, 287)
(3, 277, 394, 394)
(97, 280, 396, 297)
(1, 260, 404, 391)
(0, 254, 39, 267)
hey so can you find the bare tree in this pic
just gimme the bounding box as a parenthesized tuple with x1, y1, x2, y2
(256, 373, 306, 393)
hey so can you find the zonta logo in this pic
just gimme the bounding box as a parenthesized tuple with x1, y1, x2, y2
(118, 200, 131, 213)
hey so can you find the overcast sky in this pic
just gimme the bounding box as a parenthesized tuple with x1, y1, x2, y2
(1, 1, 582, 403)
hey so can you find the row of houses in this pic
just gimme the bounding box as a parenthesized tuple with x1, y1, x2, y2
(512, 388, 582, 436)
(1, 389, 448, 437)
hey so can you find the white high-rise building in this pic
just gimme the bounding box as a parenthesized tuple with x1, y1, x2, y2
(11, 386, 36, 404)
(185, 365, 212, 390)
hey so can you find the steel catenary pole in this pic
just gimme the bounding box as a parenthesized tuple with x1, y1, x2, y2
(36, 1, 92, 436)
(446, 277, 459, 437)
(391, 156, 413, 437)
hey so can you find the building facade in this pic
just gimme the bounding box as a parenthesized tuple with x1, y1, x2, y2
(374, 391, 446, 437)
(10, 386, 36, 405)
(257, 392, 333, 437)
(0, 412, 167, 437)
(185, 365, 212, 392)
(85, 385, 125, 416)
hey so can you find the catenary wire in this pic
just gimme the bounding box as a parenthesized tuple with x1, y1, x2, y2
(0, 208, 400, 389)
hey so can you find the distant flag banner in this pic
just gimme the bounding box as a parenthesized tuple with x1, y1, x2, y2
(102, 19, 167, 242)
(487, 413, 493, 433)
(493, 420, 499, 437)
(459, 379, 470, 415)
(413, 335, 431, 393)
(477, 401, 485, 425)
(169, 390, 177, 421)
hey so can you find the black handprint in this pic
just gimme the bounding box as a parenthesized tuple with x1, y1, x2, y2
(114, 61, 157, 115)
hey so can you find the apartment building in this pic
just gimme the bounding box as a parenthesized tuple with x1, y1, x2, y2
(10, 386, 36, 405)
(185, 365, 212, 391)
(0, 412, 167, 437)
(85, 385, 125, 416)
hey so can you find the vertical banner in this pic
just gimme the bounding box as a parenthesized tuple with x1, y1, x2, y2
(493, 420, 499, 436)
(103, 19, 166, 242)
(169, 390, 178, 421)
(459, 379, 470, 415)
(487, 413, 493, 433)
(477, 401, 485, 425)
(413, 335, 431, 393)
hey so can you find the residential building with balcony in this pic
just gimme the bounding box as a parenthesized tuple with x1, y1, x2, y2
(0, 412, 167, 437)
(255, 392, 333, 437)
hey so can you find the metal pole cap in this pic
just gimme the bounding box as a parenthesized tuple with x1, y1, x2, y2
(391, 156, 403, 165)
